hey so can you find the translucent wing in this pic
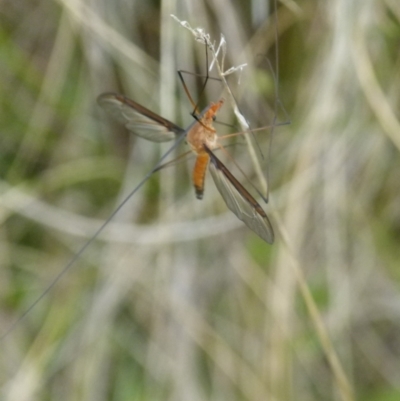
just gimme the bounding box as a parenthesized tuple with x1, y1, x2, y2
(97, 92, 185, 142)
(206, 147, 274, 244)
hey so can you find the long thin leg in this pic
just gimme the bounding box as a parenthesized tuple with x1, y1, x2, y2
(153, 150, 193, 172)
(177, 43, 221, 119)
(0, 130, 190, 341)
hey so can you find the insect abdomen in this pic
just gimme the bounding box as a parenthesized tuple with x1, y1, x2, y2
(193, 153, 210, 199)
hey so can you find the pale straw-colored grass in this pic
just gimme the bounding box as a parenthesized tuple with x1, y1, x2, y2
(1, 1, 400, 401)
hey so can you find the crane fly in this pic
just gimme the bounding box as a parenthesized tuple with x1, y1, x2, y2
(0, 23, 284, 346)
(98, 92, 274, 244)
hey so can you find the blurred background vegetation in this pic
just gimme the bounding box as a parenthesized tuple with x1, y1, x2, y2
(1, 0, 400, 400)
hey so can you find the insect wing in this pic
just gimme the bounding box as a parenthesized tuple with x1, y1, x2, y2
(207, 149, 274, 244)
(98, 92, 185, 143)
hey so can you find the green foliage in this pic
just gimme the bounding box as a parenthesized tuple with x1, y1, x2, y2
(1, 1, 400, 401)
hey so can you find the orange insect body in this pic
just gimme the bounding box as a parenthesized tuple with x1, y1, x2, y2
(186, 100, 224, 199)
(186, 100, 223, 154)
(192, 153, 210, 199)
